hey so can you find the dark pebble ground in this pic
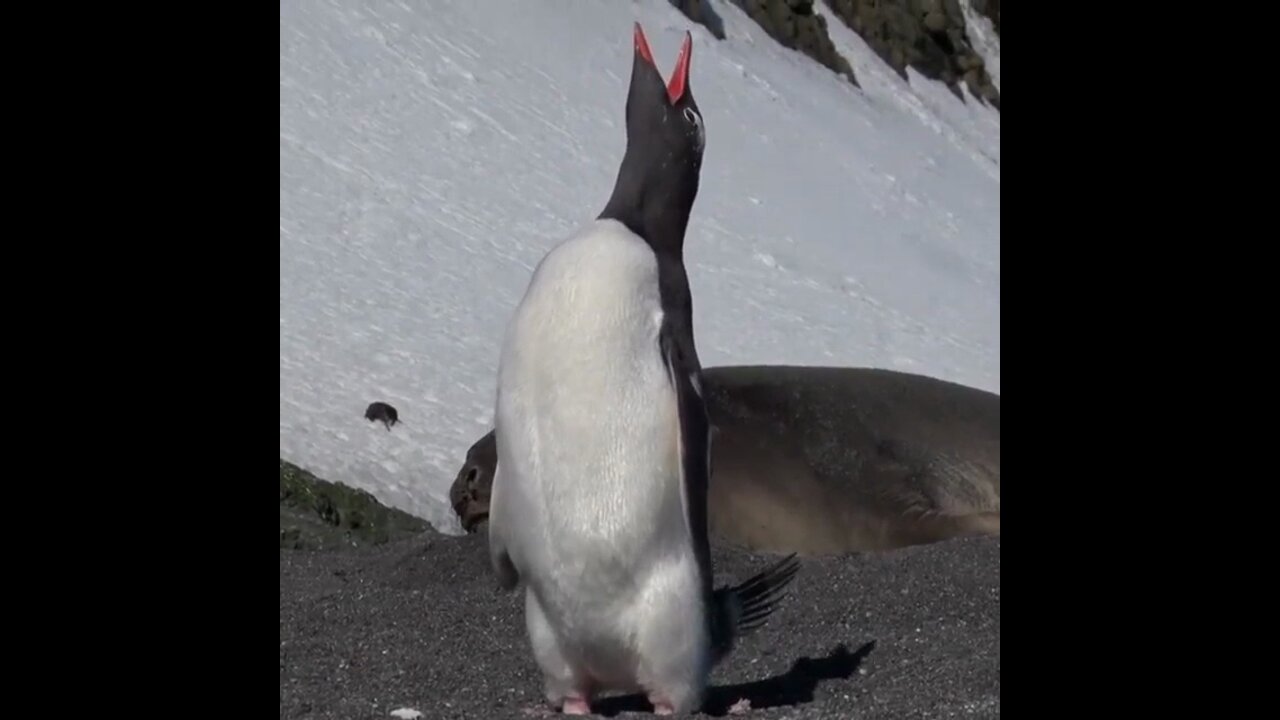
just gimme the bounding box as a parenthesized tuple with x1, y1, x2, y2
(280, 531, 999, 719)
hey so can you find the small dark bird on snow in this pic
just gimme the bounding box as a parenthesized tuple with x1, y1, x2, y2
(364, 401, 399, 430)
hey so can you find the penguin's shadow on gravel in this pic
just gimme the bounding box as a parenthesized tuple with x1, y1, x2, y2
(592, 640, 877, 717)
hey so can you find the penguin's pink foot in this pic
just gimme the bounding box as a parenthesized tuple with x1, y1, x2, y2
(649, 695, 676, 715)
(561, 696, 591, 715)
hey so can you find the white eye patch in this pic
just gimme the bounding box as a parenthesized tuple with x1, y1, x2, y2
(683, 107, 705, 151)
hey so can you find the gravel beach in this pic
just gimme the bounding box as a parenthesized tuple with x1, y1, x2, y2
(280, 529, 999, 719)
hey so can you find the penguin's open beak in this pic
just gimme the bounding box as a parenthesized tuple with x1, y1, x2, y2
(633, 23, 692, 105)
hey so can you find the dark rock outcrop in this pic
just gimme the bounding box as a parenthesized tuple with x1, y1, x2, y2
(822, 0, 999, 107)
(672, 0, 1001, 108)
(669, 0, 728, 40)
(732, 0, 859, 86)
(279, 459, 430, 550)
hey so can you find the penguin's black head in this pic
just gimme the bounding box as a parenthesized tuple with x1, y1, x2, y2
(626, 24, 705, 172)
(600, 24, 706, 256)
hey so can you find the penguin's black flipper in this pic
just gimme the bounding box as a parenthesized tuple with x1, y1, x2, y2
(709, 553, 801, 664)
(490, 544, 520, 591)
(486, 461, 522, 592)
(659, 317, 714, 599)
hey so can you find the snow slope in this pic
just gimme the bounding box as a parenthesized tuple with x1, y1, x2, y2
(279, 0, 1000, 533)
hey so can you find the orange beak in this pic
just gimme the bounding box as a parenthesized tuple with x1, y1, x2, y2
(633, 23, 693, 105)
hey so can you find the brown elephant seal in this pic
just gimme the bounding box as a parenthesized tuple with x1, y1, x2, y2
(450, 365, 999, 555)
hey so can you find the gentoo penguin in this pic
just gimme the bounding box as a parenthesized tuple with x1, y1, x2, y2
(487, 24, 799, 716)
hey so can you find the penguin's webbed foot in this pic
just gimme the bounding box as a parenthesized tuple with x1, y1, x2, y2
(560, 695, 591, 715)
(648, 694, 676, 715)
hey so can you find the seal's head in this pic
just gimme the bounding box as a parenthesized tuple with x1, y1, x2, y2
(449, 429, 497, 532)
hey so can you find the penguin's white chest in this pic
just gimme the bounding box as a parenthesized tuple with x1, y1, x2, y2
(496, 219, 685, 560)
